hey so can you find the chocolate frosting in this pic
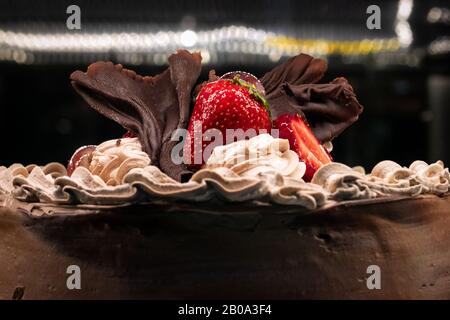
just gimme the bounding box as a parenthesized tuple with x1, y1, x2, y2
(70, 50, 202, 181)
(2, 194, 450, 299)
(260, 54, 363, 142)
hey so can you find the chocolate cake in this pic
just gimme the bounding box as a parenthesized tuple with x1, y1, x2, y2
(1, 194, 450, 299)
(1, 50, 449, 299)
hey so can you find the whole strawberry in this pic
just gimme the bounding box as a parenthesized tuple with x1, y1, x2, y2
(273, 113, 332, 181)
(184, 77, 272, 168)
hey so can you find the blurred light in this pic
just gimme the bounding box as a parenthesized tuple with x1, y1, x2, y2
(420, 110, 434, 122)
(0, 26, 265, 52)
(395, 20, 413, 47)
(268, 51, 282, 62)
(200, 49, 211, 64)
(0, 48, 13, 61)
(374, 51, 421, 67)
(395, 0, 414, 47)
(0, 25, 405, 65)
(12, 49, 27, 63)
(427, 7, 450, 24)
(428, 7, 443, 23)
(265, 36, 400, 56)
(152, 53, 167, 65)
(128, 53, 144, 65)
(180, 30, 198, 47)
(180, 15, 196, 30)
(428, 37, 450, 55)
(397, 0, 413, 20)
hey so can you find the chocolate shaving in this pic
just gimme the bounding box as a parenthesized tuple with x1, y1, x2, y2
(193, 69, 219, 98)
(70, 50, 202, 182)
(260, 53, 363, 142)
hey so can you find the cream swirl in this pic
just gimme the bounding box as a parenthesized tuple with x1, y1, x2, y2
(89, 137, 151, 185)
(312, 159, 450, 201)
(409, 160, 449, 194)
(205, 134, 306, 180)
(5, 158, 449, 209)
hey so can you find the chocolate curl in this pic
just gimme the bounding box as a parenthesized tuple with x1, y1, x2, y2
(260, 54, 363, 143)
(70, 50, 202, 181)
(193, 69, 219, 98)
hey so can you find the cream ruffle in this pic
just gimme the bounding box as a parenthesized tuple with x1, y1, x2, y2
(3, 165, 324, 209)
(312, 160, 449, 201)
(1, 163, 66, 196)
(1, 159, 448, 209)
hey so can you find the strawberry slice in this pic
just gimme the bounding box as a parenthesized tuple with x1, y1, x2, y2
(123, 130, 137, 138)
(67, 145, 96, 176)
(273, 113, 332, 181)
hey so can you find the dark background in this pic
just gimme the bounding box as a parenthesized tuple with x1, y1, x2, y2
(0, 0, 449, 170)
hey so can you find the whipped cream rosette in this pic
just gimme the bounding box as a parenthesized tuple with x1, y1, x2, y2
(88, 137, 151, 186)
(204, 134, 306, 180)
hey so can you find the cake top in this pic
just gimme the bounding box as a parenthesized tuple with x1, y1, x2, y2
(0, 50, 448, 214)
(0, 136, 448, 213)
(70, 50, 363, 182)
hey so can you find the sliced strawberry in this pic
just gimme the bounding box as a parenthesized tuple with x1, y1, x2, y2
(184, 76, 272, 168)
(273, 113, 332, 181)
(67, 145, 96, 176)
(123, 130, 137, 138)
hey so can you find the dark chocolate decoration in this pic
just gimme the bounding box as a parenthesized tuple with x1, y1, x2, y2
(193, 69, 219, 98)
(260, 53, 363, 143)
(70, 50, 202, 181)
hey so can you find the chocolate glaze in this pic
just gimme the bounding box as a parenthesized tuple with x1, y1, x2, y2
(1, 194, 450, 299)
(260, 54, 363, 142)
(70, 50, 202, 181)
